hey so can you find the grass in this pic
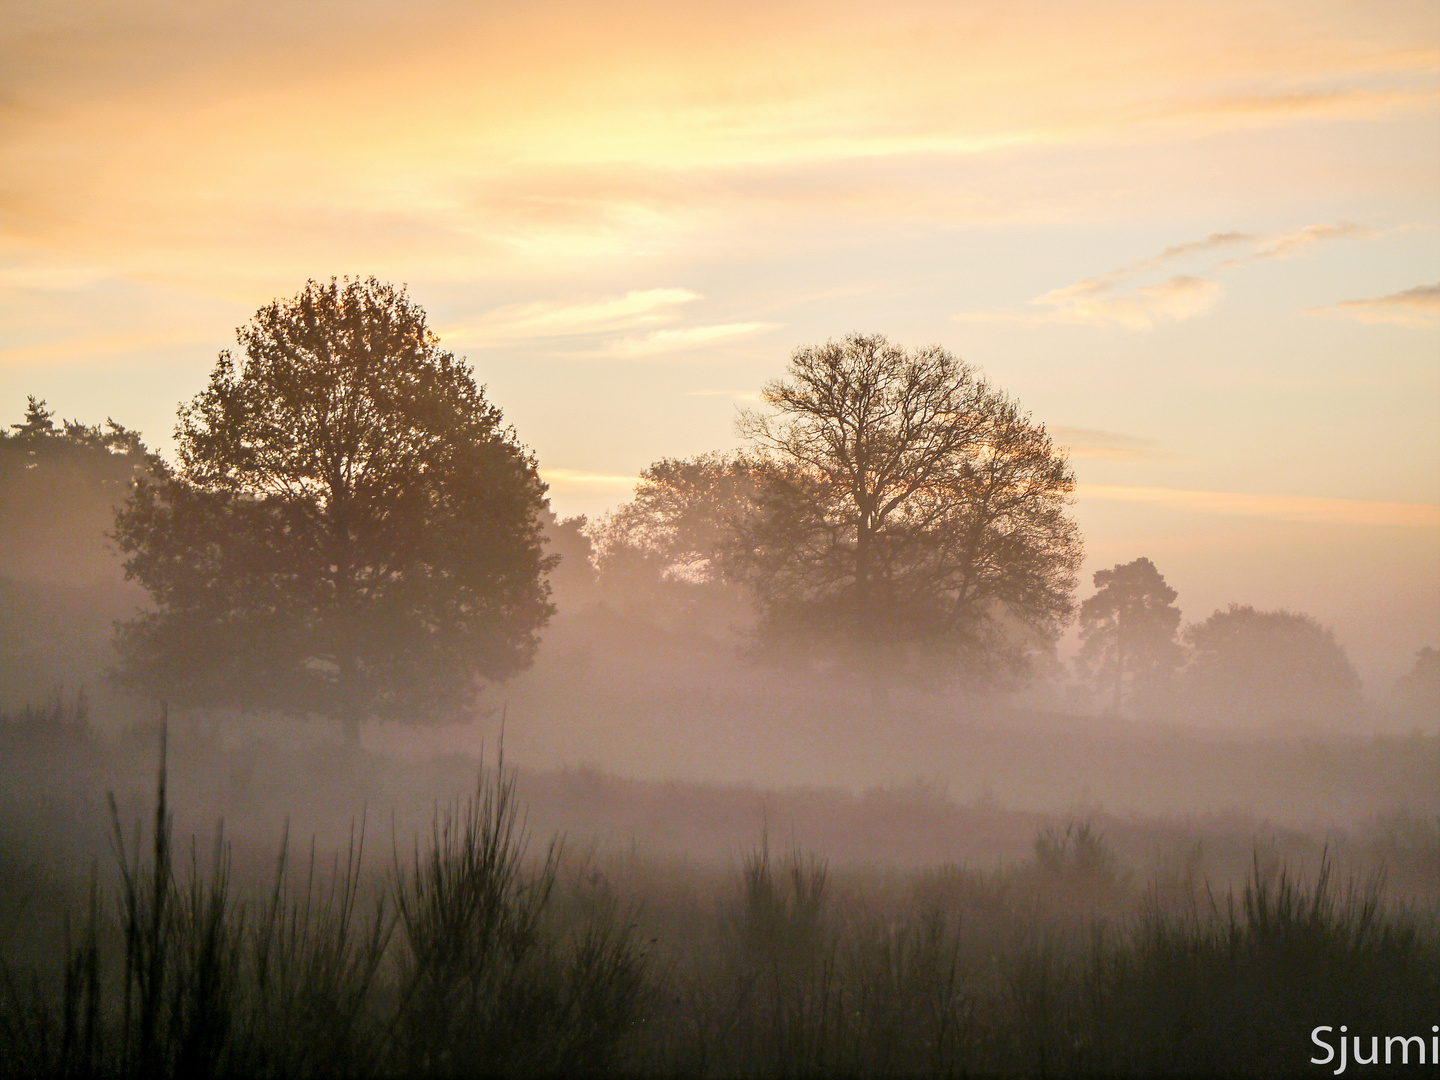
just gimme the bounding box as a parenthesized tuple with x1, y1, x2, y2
(0, 727, 647, 1079)
(0, 728, 1437, 1078)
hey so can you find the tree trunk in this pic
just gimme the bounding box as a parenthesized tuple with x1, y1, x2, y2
(854, 506, 872, 637)
(1112, 634, 1125, 716)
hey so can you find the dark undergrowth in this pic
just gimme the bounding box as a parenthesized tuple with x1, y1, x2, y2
(1, 730, 1436, 1078)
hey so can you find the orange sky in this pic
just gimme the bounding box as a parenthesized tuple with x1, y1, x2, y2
(2, 0, 1437, 690)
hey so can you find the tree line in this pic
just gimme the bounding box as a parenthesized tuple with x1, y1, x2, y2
(4, 277, 1434, 737)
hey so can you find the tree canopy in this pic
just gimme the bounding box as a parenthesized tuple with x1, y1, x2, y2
(1077, 557, 1182, 715)
(0, 396, 149, 586)
(1393, 646, 1438, 727)
(602, 334, 1082, 682)
(114, 278, 554, 739)
(1183, 605, 1362, 727)
(736, 335, 1081, 680)
(588, 453, 760, 638)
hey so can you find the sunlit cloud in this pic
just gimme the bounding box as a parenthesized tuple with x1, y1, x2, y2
(585, 323, 781, 359)
(440, 289, 699, 344)
(685, 388, 765, 403)
(0, 1, 1435, 284)
(1033, 275, 1222, 330)
(1305, 282, 1440, 327)
(0, 330, 209, 367)
(1216, 223, 1372, 267)
(539, 468, 640, 497)
(1078, 484, 1440, 528)
(956, 223, 1370, 329)
(1050, 427, 1174, 461)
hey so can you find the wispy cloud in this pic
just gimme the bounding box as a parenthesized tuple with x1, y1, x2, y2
(685, 388, 765, 402)
(442, 288, 699, 344)
(585, 322, 780, 359)
(1050, 426, 1173, 460)
(1216, 223, 1371, 267)
(1031, 274, 1222, 330)
(957, 224, 1368, 330)
(1305, 282, 1440, 327)
(0, 330, 210, 367)
(1078, 484, 1440, 528)
(539, 467, 642, 492)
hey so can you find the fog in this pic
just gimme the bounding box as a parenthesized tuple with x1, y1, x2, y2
(1, 420, 1434, 845)
(2, 406, 1437, 1077)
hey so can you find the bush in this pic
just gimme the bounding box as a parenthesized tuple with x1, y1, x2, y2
(0, 732, 646, 1079)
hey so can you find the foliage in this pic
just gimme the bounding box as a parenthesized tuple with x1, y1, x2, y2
(735, 334, 1082, 682)
(0, 735, 646, 1079)
(3, 761, 1438, 1079)
(1077, 557, 1183, 715)
(588, 453, 759, 636)
(0, 396, 150, 586)
(1183, 605, 1362, 727)
(113, 278, 554, 738)
(1393, 645, 1439, 727)
(592, 453, 761, 585)
(539, 509, 596, 607)
(602, 335, 1082, 682)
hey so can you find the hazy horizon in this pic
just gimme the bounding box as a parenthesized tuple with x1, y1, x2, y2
(3, 1, 1436, 695)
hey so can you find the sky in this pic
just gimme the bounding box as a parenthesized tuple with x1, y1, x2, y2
(2, 0, 1437, 691)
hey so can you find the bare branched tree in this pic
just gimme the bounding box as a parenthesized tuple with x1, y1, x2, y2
(732, 334, 1082, 682)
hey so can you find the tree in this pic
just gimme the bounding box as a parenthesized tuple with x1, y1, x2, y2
(114, 278, 554, 740)
(731, 333, 1082, 681)
(1183, 605, 1362, 727)
(1392, 646, 1438, 727)
(1076, 557, 1183, 715)
(0, 398, 152, 705)
(1, 397, 150, 585)
(588, 453, 761, 637)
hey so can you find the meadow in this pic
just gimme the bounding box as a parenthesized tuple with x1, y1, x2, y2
(1, 702, 1437, 1078)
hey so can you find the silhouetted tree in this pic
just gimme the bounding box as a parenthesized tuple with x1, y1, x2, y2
(593, 453, 761, 581)
(732, 334, 1082, 682)
(1393, 646, 1439, 727)
(1, 397, 150, 584)
(538, 508, 596, 607)
(114, 278, 554, 741)
(1183, 605, 1362, 727)
(0, 398, 152, 704)
(1076, 557, 1182, 715)
(588, 453, 760, 637)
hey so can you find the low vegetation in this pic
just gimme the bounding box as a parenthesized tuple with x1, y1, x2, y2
(1, 724, 1436, 1079)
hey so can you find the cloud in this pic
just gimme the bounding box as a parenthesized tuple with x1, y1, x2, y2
(1216, 223, 1371, 267)
(1078, 484, 1440, 528)
(957, 223, 1368, 329)
(539, 467, 642, 493)
(0, 329, 209, 367)
(442, 288, 699, 344)
(1305, 282, 1440, 327)
(685, 388, 765, 402)
(1, 0, 1435, 290)
(585, 322, 780, 359)
(1032, 274, 1221, 330)
(1049, 426, 1173, 460)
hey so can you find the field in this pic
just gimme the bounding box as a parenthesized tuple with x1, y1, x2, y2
(1, 703, 1436, 1078)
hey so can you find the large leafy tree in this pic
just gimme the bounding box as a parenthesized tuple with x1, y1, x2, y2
(0, 398, 151, 705)
(588, 453, 762, 637)
(1076, 557, 1183, 715)
(1, 396, 149, 586)
(696, 334, 1081, 681)
(1183, 605, 1362, 727)
(1393, 646, 1438, 727)
(114, 278, 554, 740)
